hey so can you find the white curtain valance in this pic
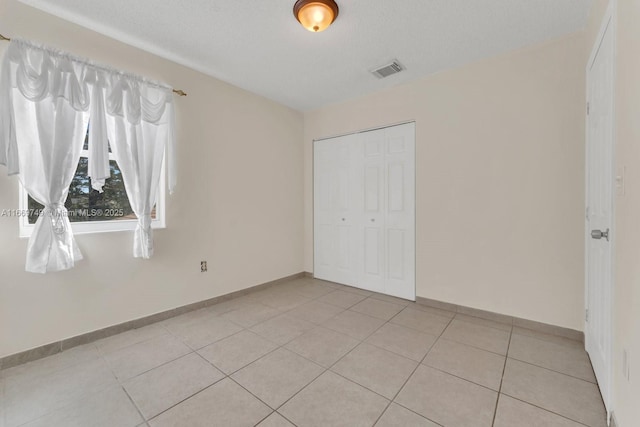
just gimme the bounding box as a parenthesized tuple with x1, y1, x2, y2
(0, 39, 177, 190)
(0, 39, 178, 273)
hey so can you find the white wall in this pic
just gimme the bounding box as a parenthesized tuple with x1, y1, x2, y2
(587, 0, 640, 424)
(0, 0, 305, 358)
(304, 34, 587, 331)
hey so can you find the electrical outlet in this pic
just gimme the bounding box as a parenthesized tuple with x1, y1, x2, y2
(201, 261, 208, 273)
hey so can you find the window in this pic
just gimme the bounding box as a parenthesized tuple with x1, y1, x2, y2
(19, 130, 166, 237)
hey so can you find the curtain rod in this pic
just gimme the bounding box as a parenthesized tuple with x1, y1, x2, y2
(0, 33, 187, 97)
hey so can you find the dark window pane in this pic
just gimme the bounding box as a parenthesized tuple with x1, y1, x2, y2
(28, 126, 152, 228)
(27, 158, 156, 225)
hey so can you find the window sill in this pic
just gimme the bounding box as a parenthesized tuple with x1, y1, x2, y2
(19, 219, 166, 239)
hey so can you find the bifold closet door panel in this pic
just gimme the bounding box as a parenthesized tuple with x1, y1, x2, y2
(361, 130, 386, 293)
(381, 123, 415, 300)
(313, 134, 359, 286)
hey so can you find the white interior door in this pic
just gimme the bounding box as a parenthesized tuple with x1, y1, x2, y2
(585, 9, 614, 415)
(314, 122, 415, 301)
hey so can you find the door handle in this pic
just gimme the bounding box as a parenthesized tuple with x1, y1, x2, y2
(591, 228, 610, 241)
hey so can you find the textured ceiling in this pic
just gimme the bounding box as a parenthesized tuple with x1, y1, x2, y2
(19, 0, 593, 111)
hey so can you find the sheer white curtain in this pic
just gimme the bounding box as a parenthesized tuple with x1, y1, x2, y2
(0, 41, 90, 273)
(0, 39, 177, 273)
(103, 79, 175, 259)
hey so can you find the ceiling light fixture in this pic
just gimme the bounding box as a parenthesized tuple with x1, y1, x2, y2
(293, 0, 339, 33)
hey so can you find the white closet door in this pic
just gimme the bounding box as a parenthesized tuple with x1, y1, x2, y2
(314, 134, 359, 285)
(382, 123, 415, 300)
(314, 123, 415, 300)
(360, 131, 386, 293)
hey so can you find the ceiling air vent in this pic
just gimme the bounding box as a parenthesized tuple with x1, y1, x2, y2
(371, 60, 404, 79)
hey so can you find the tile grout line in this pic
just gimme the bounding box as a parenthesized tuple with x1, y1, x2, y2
(111, 348, 196, 382)
(121, 384, 149, 425)
(142, 348, 265, 424)
(384, 401, 445, 427)
(251, 410, 274, 427)
(416, 364, 503, 394)
(94, 339, 165, 423)
(453, 314, 514, 332)
(368, 308, 457, 427)
(142, 337, 271, 423)
(6, 387, 118, 427)
(324, 304, 410, 371)
(220, 343, 284, 377)
(4, 343, 114, 426)
(511, 328, 585, 347)
(250, 407, 301, 427)
(145, 378, 224, 424)
(499, 353, 606, 424)
(499, 392, 594, 427)
(182, 295, 331, 422)
(182, 283, 341, 402)
(441, 317, 513, 354)
(317, 291, 371, 310)
(110, 318, 246, 423)
(429, 334, 509, 358)
(409, 317, 592, 386)
(506, 355, 599, 384)
(225, 300, 292, 328)
(360, 327, 439, 363)
(229, 358, 325, 416)
(491, 322, 514, 426)
(272, 410, 299, 427)
(491, 325, 513, 426)
(84, 326, 170, 362)
(264, 301, 397, 422)
(216, 357, 305, 420)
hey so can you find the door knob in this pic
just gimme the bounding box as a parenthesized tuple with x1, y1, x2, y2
(591, 228, 610, 241)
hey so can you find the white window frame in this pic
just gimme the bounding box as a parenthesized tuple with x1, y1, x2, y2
(18, 149, 166, 238)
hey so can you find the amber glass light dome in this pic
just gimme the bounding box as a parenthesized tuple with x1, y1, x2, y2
(293, 0, 339, 32)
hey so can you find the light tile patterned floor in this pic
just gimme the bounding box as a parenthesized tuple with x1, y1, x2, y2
(0, 277, 608, 427)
